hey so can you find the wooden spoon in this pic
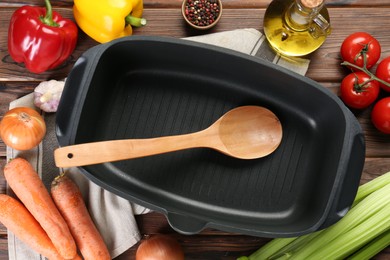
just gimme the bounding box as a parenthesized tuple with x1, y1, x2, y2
(54, 106, 283, 168)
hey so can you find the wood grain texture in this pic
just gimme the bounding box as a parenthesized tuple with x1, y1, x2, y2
(1, 0, 390, 8)
(1, 0, 390, 259)
(2, 7, 390, 82)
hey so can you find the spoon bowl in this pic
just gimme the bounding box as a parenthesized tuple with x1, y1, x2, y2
(216, 106, 283, 159)
(54, 106, 282, 168)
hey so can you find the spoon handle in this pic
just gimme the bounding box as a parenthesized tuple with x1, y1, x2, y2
(54, 131, 213, 168)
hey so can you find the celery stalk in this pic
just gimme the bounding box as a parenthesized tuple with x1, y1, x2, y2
(348, 229, 390, 260)
(237, 173, 390, 260)
(236, 237, 297, 260)
(239, 229, 326, 260)
(267, 232, 323, 259)
(286, 183, 390, 259)
(302, 202, 390, 259)
(353, 171, 390, 206)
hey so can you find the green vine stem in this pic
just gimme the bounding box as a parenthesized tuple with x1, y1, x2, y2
(340, 61, 390, 90)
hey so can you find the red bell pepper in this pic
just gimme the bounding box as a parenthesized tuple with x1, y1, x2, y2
(8, 0, 78, 74)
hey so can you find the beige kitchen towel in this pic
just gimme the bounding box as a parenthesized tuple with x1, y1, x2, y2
(6, 28, 309, 260)
(186, 28, 310, 76)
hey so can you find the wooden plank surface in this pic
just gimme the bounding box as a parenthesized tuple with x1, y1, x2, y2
(1, 0, 390, 259)
(1, 0, 390, 7)
(2, 6, 390, 83)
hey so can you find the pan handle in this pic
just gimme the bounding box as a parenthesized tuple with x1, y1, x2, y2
(167, 212, 207, 235)
(320, 119, 365, 229)
(55, 46, 101, 146)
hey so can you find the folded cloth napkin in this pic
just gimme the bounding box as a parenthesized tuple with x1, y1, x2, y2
(6, 28, 309, 260)
(186, 28, 310, 76)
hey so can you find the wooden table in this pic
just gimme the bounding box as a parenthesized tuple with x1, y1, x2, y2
(1, 0, 390, 259)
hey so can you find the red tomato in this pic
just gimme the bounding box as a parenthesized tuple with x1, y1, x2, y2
(371, 97, 390, 134)
(340, 72, 380, 109)
(340, 32, 381, 69)
(375, 56, 390, 92)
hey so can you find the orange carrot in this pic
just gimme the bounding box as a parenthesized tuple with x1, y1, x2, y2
(0, 194, 64, 260)
(4, 157, 77, 259)
(51, 174, 111, 260)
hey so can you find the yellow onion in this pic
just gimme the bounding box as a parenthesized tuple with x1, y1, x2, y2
(0, 107, 46, 151)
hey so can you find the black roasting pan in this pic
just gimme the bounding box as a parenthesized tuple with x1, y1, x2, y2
(56, 36, 365, 238)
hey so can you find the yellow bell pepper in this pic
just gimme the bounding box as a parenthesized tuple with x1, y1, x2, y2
(73, 0, 146, 43)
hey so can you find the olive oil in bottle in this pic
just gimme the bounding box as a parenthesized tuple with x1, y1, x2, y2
(263, 0, 331, 57)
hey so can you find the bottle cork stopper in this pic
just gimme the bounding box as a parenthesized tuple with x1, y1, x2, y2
(301, 0, 324, 8)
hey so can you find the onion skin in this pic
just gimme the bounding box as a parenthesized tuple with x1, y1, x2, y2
(0, 107, 46, 151)
(136, 234, 185, 260)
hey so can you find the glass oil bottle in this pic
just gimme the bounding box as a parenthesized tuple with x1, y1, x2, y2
(263, 0, 331, 57)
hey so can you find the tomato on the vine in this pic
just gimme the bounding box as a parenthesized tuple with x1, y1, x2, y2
(340, 32, 381, 70)
(371, 97, 390, 134)
(375, 56, 390, 92)
(340, 72, 380, 109)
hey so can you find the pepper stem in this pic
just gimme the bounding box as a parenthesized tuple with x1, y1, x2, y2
(40, 0, 59, 27)
(125, 15, 147, 27)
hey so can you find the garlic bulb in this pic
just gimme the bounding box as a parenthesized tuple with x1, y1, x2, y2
(34, 79, 65, 113)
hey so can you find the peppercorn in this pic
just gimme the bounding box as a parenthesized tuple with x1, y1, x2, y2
(184, 0, 221, 27)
